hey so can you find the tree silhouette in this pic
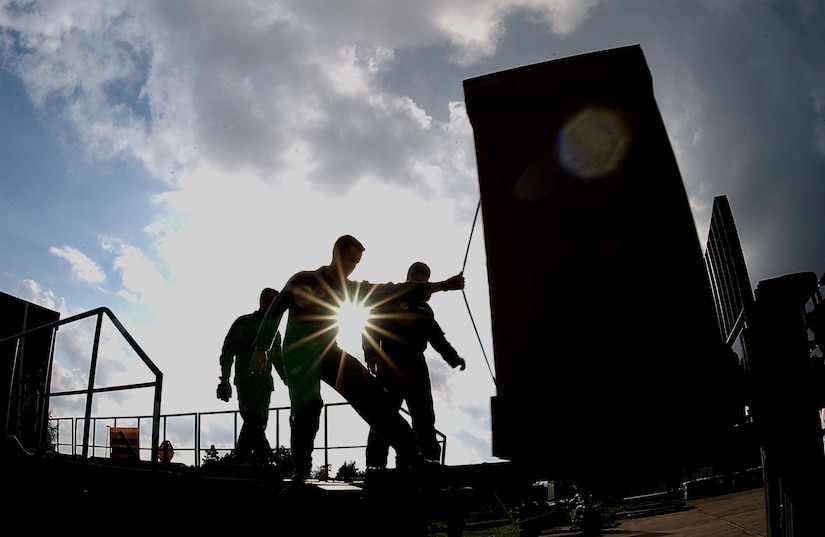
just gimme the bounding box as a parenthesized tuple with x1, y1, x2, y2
(335, 460, 364, 481)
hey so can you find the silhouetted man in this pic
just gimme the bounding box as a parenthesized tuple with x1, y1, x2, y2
(217, 287, 284, 463)
(363, 261, 466, 469)
(251, 235, 464, 480)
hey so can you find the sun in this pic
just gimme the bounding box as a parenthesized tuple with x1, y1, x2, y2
(334, 299, 371, 356)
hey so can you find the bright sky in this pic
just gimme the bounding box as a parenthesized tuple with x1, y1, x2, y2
(2, 1, 824, 471)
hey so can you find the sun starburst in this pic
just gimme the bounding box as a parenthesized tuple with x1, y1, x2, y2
(334, 299, 371, 356)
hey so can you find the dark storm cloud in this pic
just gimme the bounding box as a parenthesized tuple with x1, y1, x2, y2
(469, 2, 825, 285)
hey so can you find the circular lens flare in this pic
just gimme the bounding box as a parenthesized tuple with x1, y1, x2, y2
(558, 105, 630, 180)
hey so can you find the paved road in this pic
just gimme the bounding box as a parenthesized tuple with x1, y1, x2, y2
(587, 487, 767, 537)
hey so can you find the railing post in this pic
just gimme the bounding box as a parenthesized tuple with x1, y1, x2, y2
(195, 413, 200, 467)
(323, 404, 329, 480)
(81, 312, 104, 459)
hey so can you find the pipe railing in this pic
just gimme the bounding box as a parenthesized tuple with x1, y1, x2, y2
(48, 404, 446, 473)
(5, 305, 447, 475)
(1, 307, 163, 464)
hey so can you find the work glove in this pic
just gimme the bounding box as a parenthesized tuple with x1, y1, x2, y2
(216, 379, 232, 401)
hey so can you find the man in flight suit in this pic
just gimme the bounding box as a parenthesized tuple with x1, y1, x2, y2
(362, 261, 466, 469)
(217, 287, 284, 464)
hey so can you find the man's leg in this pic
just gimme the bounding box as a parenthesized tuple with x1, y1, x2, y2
(405, 362, 440, 462)
(235, 385, 254, 462)
(287, 369, 323, 480)
(323, 350, 428, 469)
(255, 385, 273, 461)
(235, 417, 253, 462)
(366, 379, 404, 469)
(239, 415, 268, 463)
(241, 380, 272, 463)
(289, 403, 320, 478)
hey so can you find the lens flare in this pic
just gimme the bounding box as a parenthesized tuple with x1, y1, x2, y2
(514, 105, 631, 203)
(334, 299, 371, 355)
(558, 105, 630, 180)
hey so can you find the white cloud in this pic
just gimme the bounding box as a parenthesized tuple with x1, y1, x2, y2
(112, 243, 166, 299)
(49, 245, 107, 284)
(1, 0, 604, 194)
(12, 279, 68, 315)
(100, 236, 166, 300)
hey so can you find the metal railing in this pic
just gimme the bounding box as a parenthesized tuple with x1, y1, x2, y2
(2, 307, 163, 463)
(48, 403, 446, 472)
(4, 303, 447, 474)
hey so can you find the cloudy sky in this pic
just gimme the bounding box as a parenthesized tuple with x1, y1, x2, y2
(2, 1, 824, 470)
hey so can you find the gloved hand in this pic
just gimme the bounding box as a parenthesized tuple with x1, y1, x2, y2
(216, 379, 232, 401)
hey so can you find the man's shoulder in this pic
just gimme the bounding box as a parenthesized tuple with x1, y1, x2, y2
(234, 312, 258, 324)
(289, 268, 324, 283)
(227, 312, 258, 335)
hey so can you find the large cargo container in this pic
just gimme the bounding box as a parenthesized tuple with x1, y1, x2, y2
(464, 45, 742, 483)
